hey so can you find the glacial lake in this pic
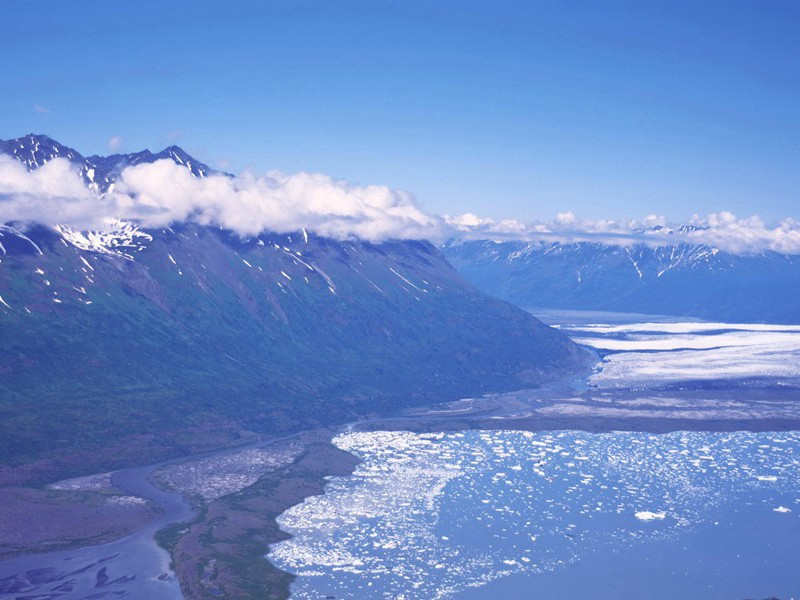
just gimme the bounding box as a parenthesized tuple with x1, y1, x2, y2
(271, 429, 800, 599)
(271, 318, 800, 599)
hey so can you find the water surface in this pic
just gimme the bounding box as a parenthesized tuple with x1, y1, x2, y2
(272, 316, 800, 599)
(271, 429, 800, 599)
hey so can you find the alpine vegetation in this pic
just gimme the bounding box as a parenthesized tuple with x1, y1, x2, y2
(0, 134, 586, 480)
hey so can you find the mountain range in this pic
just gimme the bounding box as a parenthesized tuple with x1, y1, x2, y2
(0, 133, 212, 195)
(443, 239, 800, 323)
(0, 134, 584, 483)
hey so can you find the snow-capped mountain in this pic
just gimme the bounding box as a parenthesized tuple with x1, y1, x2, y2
(443, 239, 800, 323)
(0, 135, 584, 481)
(85, 144, 213, 192)
(0, 133, 214, 195)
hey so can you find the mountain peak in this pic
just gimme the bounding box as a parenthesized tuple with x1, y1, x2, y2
(163, 144, 186, 154)
(0, 134, 214, 191)
(0, 133, 85, 171)
(154, 144, 210, 173)
(1, 133, 72, 149)
(21, 132, 52, 142)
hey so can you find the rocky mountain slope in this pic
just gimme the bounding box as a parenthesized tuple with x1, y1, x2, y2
(0, 135, 585, 481)
(443, 239, 800, 323)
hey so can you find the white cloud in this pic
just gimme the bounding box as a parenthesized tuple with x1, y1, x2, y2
(445, 213, 527, 236)
(555, 211, 576, 225)
(0, 156, 104, 227)
(445, 212, 493, 229)
(113, 161, 445, 242)
(0, 157, 446, 243)
(642, 214, 667, 228)
(107, 136, 124, 152)
(33, 104, 52, 115)
(448, 210, 800, 255)
(1, 154, 800, 253)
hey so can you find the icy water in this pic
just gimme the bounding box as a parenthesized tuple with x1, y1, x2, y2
(271, 318, 800, 599)
(271, 429, 800, 599)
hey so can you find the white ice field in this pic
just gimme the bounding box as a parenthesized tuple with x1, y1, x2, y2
(562, 321, 800, 387)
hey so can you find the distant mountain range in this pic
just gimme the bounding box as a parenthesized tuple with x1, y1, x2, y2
(443, 239, 800, 323)
(0, 135, 585, 481)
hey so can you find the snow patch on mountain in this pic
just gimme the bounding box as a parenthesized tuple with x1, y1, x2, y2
(54, 220, 153, 259)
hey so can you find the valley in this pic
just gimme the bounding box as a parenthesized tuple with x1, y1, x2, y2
(2, 312, 799, 599)
(0, 135, 586, 486)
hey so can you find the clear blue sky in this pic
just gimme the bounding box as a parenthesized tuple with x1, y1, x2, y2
(2, 0, 799, 222)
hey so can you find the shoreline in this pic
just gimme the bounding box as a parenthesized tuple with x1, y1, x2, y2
(158, 429, 360, 600)
(2, 378, 800, 598)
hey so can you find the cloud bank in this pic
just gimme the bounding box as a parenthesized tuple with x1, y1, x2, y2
(0, 156, 445, 243)
(1, 154, 800, 254)
(446, 210, 800, 255)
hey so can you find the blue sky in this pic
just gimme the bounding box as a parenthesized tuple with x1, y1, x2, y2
(2, 0, 799, 223)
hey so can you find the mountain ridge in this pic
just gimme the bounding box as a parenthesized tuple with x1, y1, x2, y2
(0, 133, 215, 195)
(0, 135, 587, 483)
(443, 239, 800, 323)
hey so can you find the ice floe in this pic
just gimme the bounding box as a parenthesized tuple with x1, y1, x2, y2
(271, 429, 800, 599)
(634, 511, 667, 521)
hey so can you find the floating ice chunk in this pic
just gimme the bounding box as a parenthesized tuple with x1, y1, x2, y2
(634, 510, 666, 521)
